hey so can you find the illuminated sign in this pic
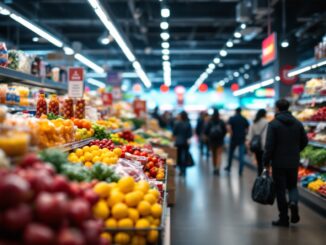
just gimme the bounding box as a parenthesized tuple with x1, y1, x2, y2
(262, 33, 277, 66)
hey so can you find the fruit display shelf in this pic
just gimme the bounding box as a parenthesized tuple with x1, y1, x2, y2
(298, 95, 326, 105)
(308, 140, 326, 149)
(49, 137, 95, 153)
(6, 104, 36, 113)
(298, 186, 326, 216)
(302, 121, 326, 127)
(0, 67, 67, 94)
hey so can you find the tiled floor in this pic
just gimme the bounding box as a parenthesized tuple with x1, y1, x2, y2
(171, 145, 326, 245)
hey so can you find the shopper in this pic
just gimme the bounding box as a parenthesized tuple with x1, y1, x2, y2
(195, 111, 208, 156)
(263, 99, 308, 227)
(225, 108, 249, 176)
(173, 111, 193, 177)
(204, 109, 227, 175)
(247, 109, 268, 176)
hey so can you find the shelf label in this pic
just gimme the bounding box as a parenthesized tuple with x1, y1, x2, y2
(68, 67, 84, 98)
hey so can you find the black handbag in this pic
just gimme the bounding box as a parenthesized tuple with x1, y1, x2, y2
(251, 169, 275, 205)
(185, 151, 195, 167)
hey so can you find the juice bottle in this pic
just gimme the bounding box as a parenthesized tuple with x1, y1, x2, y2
(75, 98, 85, 119)
(63, 98, 74, 119)
(48, 94, 59, 115)
(36, 93, 47, 118)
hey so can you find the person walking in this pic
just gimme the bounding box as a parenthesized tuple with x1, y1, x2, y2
(204, 109, 227, 175)
(173, 111, 193, 177)
(225, 108, 249, 176)
(195, 111, 207, 156)
(263, 99, 308, 227)
(247, 109, 268, 176)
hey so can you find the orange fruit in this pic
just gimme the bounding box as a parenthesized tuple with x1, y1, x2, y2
(118, 176, 135, 193)
(112, 203, 129, 219)
(137, 201, 151, 216)
(143, 193, 156, 205)
(125, 192, 141, 207)
(151, 203, 162, 218)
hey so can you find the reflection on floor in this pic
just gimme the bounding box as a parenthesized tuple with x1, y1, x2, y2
(171, 144, 326, 245)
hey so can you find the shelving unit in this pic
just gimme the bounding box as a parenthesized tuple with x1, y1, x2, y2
(298, 186, 326, 216)
(49, 137, 95, 152)
(308, 140, 326, 149)
(298, 95, 326, 105)
(302, 121, 322, 127)
(0, 67, 67, 93)
(6, 104, 36, 113)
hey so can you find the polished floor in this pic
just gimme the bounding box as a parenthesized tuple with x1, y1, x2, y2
(171, 145, 326, 245)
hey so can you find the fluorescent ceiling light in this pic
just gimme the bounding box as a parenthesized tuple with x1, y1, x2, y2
(161, 42, 169, 49)
(208, 63, 216, 69)
(220, 49, 227, 57)
(244, 73, 249, 79)
(101, 37, 110, 45)
(234, 32, 242, 38)
(241, 23, 246, 29)
(0, 7, 10, 16)
(87, 78, 106, 88)
(132, 61, 151, 88)
(260, 78, 275, 87)
(162, 55, 169, 61)
(63, 46, 75, 55)
(160, 21, 169, 30)
(162, 49, 170, 55)
(32, 37, 39, 42)
(226, 41, 233, 48)
(275, 76, 280, 81)
(213, 58, 221, 64)
(219, 81, 225, 86)
(160, 32, 170, 40)
(75, 53, 104, 73)
(10, 13, 63, 47)
(281, 40, 289, 48)
(206, 68, 213, 74)
(163, 61, 170, 67)
(287, 66, 311, 77)
(161, 8, 170, 18)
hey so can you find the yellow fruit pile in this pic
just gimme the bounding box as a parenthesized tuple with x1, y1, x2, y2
(68, 145, 122, 167)
(92, 177, 163, 245)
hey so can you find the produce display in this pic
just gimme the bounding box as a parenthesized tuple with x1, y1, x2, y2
(304, 78, 326, 95)
(310, 107, 326, 121)
(301, 146, 326, 167)
(298, 166, 326, 198)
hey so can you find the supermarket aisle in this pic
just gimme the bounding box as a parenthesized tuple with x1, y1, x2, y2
(170, 145, 326, 245)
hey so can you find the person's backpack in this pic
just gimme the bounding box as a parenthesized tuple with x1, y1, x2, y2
(249, 124, 267, 152)
(209, 122, 223, 141)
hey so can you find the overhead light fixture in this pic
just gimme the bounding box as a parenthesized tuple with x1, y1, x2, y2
(75, 53, 104, 74)
(161, 42, 169, 49)
(224, 78, 229, 83)
(213, 58, 221, 64)
(162, 49, 170, 55)
(239, 68, 245, 73)
(252, 59, 258, 66)
(218, 63, 224, 67)
(101, 37, 110, 45)
(233, 71, 240, 77)
(220, 49, 227, 57)
(10, 13, 63, 47)
(160, 21, 169, 30)
(32, 37, 39, 42)
(281, 39, 289, 48)
(160, 32, 170, 40)
(240, 23, 246, 29)
(244, 73, 249, 79)
(287, 66, 312, 77)
(87, 78, 106, 88)
(206, 68, 213, 74)
(0, 7, 10, 16)
(63, 46, 75, 55)
(162, 55, 169, 61)
(234, 32, 242, 38)
(219, 81, 225, 86)
(275, 76, 281, 81)
(161, 8, 170, 18)
(132, 61, 151, 88)
(208, 63, 216, 70)
(244, 64, 250, 70)
(226, 41, 233, 48)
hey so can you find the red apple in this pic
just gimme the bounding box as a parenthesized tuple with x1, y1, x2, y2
(57, 228, 85, 245)
(24, 223, 55, 245)
(3, 203, 32, 232)
(67, 199, 91, 226)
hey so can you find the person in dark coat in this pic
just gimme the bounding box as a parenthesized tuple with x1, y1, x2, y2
(225, 108, 249, 176)
(173, 111, 193, 177)
(263, 99, 308, 227)
(204, 109, 227, 175)
(196, 111, 209, 157)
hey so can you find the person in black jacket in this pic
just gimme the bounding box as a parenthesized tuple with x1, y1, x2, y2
(263, 99, 308, 227)
(173, 111, 193, 177)
(204, 109, 227, 175)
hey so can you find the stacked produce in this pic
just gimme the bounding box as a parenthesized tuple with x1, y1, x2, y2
(304, 78, 326, 95)
(96, 117, 133, 131)
(72, 119, 94, 141)
(301, 146, 326, 167)
(310, 107, 326, 121)
(294, 108, 316, 122)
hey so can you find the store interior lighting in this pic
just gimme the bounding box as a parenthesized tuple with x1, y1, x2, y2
(161, 42, 169, 49)
(281, 39, 289, 48)
(162, 55, 169, 61)
(0, 6, 10, 15)
(101, 37, 110, 45)
(160, 21, 169, 30)
(74, 53, 105, 74)
(63, 46, 75, 55)
(233, 78, 276, 96)
(240, 23, 246, 29)
(132, 61, 152, 88)
(220, 49, 227, 57)
(213, 58, 221, 64)
(226, 41, 233, 48)
(161, 8, 170, 18)
(160, 32, 170, 40)
(87, 78, 106, 88)
(234, 32, 242, 38)
(32, 37, 39, 42)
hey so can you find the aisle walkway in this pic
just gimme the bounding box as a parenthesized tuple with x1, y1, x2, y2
(171, 144, 326, 245)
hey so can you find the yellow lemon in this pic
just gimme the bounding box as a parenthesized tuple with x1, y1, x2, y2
(135, 218, 150, 229)
(84, 161, 93, 168)
(151, 203, 162, 218)
(68, 155, 79, 163)
(102, 157, 111, 165)
(112, 203, 129, 219)
(105, 218, 118, 229)
(128, 208, 140, 223)
(101, 232, 112, 243)
(144, 215, 154, 225)
(147, 227, 159, 243)
(102, 148, 110, 153)
(92, 150, 100, 158)
(84, 152, 92, 162)
(113, 148, 122, 157)
(114, 232, 130, 245)
(93, 200, 109, 219)
(134, 190, 144, 200)
(143, 193, 156, 205)
(107, 189, 124, 207)
(92, 156, 101, 163)
(79, 156, 85, 163)
(90, 145, 100, 151)
(110, 156, 118, 164)
(125, 192, 141, 207)
(131, 235, 146, 245)
(147, 189, 160, 199)
(93, 182, 111, 198)
(82, 146, 90, 152)
(153, 218, 160, 226)
(118, 218, 134, 228)
(135, 181, 150, 194)
(75, 148, 83, 157)
(118, 176, 135, 193)
(137, 201, 151, 216)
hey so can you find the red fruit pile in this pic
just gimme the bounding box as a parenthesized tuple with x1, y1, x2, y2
(89, 139, 115, 150)
(311, 107, 326, 121)
(119, 130, 135, 142)
(0, 153, 107, 245)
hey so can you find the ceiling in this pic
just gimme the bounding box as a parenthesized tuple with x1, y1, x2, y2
(0, 0, 325, 88)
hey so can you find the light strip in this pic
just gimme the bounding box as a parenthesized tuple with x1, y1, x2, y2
(75, 53, 105, 74)
(132, 61, 151, 88)
(233, 78, 275, 96)
(10, 13, 63, 47)
(287, 66, 312, 77)
(160, 1, 171, 87)
(87, 78, 106, 88)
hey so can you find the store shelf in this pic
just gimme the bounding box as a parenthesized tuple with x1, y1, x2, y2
(309, 140, 326, 149)
(5, 104, 36, 113)
(302, 121, 325, 127)
(298, 95, 326, 105)
(298, 186, 326, 216)
(288, 58, 326, 77)
(0, 67, 67, 93)
(50, 137, 95, 152)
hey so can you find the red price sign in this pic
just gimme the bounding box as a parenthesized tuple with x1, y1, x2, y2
(68, 67, 84, 98)
(262, 33, 277, 66)
(133, 99, 147, 117)
(102, 93, 113, 106)
(280, 65, 298, 85)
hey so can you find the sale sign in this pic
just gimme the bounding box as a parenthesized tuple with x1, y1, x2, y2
(101, 93, 113, 106)
(68, 67, 84, 98)
(133, 99, 147, 117)
(262, 33, 277, 66)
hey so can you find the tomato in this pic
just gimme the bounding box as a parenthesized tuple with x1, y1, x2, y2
(140, 152, 147, 157)
(151, 157, 158, 163)
(133, 150, 140, 156)
(82, 121, 91, 130)
(146, 161, 154, 170)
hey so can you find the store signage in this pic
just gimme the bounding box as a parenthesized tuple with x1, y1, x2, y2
(280, 65, 298, 85)
(255, 88, 275, 97)
(107, 72, 121, 86)
(262, 33, 277, 66)
(68, 67, 84, 98)
(102, 93, 113, 106)
(133, 99, 147, 117)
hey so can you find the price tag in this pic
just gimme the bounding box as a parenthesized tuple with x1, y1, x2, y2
(68, 67, 84, 98)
